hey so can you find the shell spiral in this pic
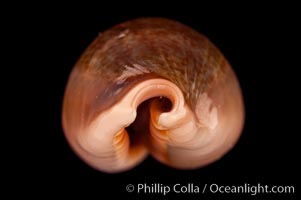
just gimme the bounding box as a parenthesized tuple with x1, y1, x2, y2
(62, 18, 244, 173)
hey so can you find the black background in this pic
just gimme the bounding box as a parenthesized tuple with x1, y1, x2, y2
(11, 3, 299, 199)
